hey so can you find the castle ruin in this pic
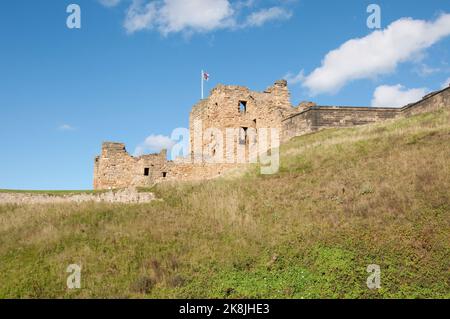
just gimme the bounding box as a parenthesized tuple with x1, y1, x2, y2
(94, 80, 450, 190)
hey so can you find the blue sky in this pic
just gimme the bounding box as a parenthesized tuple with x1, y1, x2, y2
(0, 0, 449, 190)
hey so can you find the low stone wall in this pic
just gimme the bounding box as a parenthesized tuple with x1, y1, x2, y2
(0, 188, 155, 205)
(282, 86, 450, 142)
(402, 85, 450, 116)
(282, 107, 400, 141)
(165, 162, 246, 182)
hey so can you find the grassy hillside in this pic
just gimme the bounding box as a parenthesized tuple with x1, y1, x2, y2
(0, 110, 449, 298)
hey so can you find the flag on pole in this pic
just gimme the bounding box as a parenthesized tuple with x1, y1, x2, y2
(201, 70, 210, 99)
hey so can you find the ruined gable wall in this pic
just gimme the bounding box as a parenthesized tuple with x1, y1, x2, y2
(94, 143, 135, 189)
(94, 143, 169, 189)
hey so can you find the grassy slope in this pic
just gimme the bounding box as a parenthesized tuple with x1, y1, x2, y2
(0, 110, 449, 298)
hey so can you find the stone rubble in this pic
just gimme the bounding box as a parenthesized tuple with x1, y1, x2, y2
(0, 188, 155, 205)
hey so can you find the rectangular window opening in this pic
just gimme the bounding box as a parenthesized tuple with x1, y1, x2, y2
(239, 101, 247, 113)
(240, 127, 248, 145)
(162, 172, 167, 178)
(144, 168, 150, 176)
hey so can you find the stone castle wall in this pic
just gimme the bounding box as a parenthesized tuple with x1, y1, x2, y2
(94, 141, 246, 189)
(93, 81, 450, 190)
(94, 81, 292, 189)
(402, 86, 450, 116)
(282, 85, 450, 142)
(94, 142, 169, 189)
(281, 107, 400, 141)
(189, 80, 292, 163)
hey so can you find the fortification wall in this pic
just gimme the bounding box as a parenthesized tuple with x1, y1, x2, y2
(282, 86, 450, 142)
(402, 85, 450, 116)
(282, 107, 400, 141)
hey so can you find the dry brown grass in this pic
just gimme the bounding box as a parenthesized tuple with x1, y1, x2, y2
(0, 110, 449, 298)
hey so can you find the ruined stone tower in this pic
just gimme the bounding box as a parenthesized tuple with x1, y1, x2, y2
(94, 80, 295, 189)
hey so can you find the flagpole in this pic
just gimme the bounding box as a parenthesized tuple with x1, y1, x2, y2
(201, 70, 204, 99)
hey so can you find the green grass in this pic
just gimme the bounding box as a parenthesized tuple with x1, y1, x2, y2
(0, 109, 449, 298)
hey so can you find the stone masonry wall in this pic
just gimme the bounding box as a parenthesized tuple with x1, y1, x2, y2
(282, 85, 450, 142)
(189, 80, 292, 164)
(94, 142, 170, 189)
(94, 82, 450, 190)
(282, 107, 400, 141)
(402, 85, 450, 117)
(95, 80, 293, 189)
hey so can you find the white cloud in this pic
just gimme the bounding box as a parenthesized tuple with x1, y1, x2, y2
(123, 0, 292, 35)
(98, 0, 121, 7)
(124, 0, 234, 34)
(134, 134, 176, 156)
(58, 124, 75, 131)
(442, 77, 450, 89)
(371, 84, 428, 108)
(283, 69, 305, 85)
(301, 13, 450, 95)
(159, 0, 235, 34)
(244, 7, 292, 27)
(415, 63, 441, 76)
(124, 1, 158, 34)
